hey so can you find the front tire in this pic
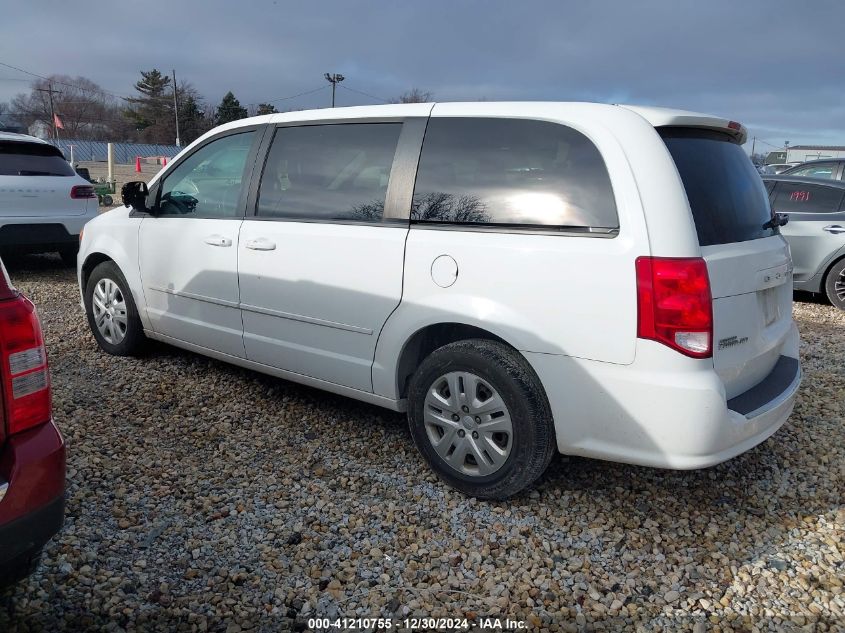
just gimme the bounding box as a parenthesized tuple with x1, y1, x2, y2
(824, 258, 845, 311)
(407, 339, 556, 499)
(84, 261, 146, 355)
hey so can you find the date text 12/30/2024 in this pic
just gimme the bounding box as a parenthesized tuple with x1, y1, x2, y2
(307, 617, 528, 630)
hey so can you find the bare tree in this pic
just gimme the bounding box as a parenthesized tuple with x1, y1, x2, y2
(393, 88, 433, 104)
(11, 75, 117, 140)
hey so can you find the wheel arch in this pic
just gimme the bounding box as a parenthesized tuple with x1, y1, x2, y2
(80, 252, 115, 293)
(393, 322, 514, 399)
(821, 250, 845, 302)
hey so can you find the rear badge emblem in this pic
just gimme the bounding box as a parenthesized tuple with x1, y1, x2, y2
(718, 335, 748, 350)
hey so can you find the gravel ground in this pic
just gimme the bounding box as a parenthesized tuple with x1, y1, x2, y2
(1, 255, 843, 632)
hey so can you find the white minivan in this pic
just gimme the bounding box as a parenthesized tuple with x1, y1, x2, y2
(77, 103, 801, 498)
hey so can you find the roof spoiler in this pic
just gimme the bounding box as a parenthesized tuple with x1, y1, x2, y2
(617, 105, 747, 144)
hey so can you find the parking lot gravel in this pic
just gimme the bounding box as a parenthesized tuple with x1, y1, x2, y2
(1, 255, 843, 632)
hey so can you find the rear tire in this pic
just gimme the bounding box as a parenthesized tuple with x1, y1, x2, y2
(407, 339, 556, 499)
(824, 258, 845, 311)
(84, 261, 146, 356)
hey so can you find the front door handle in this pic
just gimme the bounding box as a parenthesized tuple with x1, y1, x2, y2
(204, 235, 232, 247)
(244, 238, 276, 251)
(823, 225, 845, 235)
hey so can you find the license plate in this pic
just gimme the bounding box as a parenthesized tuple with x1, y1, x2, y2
(761, 286, 779, 326)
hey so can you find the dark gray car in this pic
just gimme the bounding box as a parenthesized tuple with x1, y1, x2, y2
(764, 175, 845, 309)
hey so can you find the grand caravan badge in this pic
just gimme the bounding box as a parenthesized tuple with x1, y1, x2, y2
(718, 335, 749, 350)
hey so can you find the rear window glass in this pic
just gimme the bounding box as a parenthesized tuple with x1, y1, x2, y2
(661, 129, 775, 246)
(412, 118, 618, 230)
(0, 141, 74, 177)
(770, 181, 844, 214)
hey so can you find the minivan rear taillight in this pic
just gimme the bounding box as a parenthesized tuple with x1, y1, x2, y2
(70, 185, 96, 199)
(0, 276, 51, 435)
(636, 257, 712, 358)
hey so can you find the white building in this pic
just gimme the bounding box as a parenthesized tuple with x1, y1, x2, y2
(786, 145, 845, 163)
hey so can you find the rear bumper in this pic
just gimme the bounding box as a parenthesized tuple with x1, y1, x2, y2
(0, 216, 92, 249)
(0, 495, 64, 585)
(524, 323, 802, 469)
(0, 420, 66, 576)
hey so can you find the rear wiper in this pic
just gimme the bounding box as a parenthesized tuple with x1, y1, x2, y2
(763, 213, 789, 230)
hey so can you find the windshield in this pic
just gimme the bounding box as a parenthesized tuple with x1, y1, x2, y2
(661, 128, 776, 246)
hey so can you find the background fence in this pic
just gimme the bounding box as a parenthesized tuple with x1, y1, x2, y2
(49, 139, 182, 164)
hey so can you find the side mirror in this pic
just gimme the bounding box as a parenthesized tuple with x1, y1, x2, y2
(121, 181, 150, 212)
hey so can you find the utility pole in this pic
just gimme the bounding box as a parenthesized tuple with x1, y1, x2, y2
(35, 83, 61, 142)
(172, 69, 181, 147)
(324, 73, 345, 107)
(784, 140, 790, 163)
(751, 136, 756, 159)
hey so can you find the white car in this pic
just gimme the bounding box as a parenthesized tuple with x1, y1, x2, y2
(77, 103, 801, 498)
(0, 132, 97, 265)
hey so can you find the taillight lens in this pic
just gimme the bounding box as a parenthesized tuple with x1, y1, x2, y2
(0, 294, 52, 435)
(70, 185, 97, 199)
(636, 256, 713, 358)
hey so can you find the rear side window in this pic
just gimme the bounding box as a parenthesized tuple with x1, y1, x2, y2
(411, 118, 618, 230)
(257, 123, 402, 222)
(771, 182, 844, 214)
(661, 129, 775, 246)
(0, 141, 74, 177)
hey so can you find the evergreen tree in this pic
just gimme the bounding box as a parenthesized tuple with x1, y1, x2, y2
(256, 103, 278, 115)
(216, 92, 248, 124)
(124, 69, 172, 141)
(179, 94, 207, 145)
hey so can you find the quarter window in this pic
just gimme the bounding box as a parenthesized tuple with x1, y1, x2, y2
(411, 118, 618, 230)
(771, 182, 844, 214)
(158, 131, 255, 217)
(257, 123, 402, 222)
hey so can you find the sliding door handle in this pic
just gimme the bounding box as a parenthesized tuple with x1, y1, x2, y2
(244, 238, 277, 251)
(204, 235, 232, 247)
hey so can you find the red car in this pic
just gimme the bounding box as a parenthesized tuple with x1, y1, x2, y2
(0, 257, 65, 586)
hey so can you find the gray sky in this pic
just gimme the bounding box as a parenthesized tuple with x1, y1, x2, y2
(3, 0, 843, 153)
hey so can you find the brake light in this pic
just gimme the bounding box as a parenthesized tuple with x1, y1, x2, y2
(0, 290, 51, 436)
(70, 185, 96, 199)
(636, 257, 712, 358)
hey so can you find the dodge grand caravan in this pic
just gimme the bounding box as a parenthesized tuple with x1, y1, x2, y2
(77, 103, 801, 499)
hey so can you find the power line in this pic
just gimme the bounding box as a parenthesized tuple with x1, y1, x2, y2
(2, 60, 342, 113)
(0, 60, 131, 100)
(252, 85, 328, 106)
(338, 84, 391, 104)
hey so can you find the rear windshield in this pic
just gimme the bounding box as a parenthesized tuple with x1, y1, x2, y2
(660, 129, 776, 246)
(0, 141, 74, 177)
